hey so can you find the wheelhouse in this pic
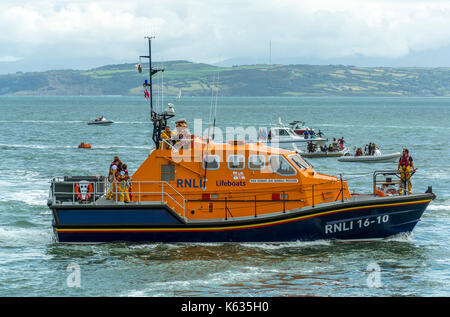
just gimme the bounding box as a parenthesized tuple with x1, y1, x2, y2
(131, 138, 351, 220)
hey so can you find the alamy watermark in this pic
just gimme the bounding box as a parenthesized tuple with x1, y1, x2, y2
(366, 262, 382, 288)
(66, 263, 81, 288)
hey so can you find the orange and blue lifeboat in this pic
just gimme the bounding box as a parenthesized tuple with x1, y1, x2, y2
(49, 136, 435, 243)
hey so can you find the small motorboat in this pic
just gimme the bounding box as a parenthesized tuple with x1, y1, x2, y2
(88, 116, 114, 125)
(338, 151, 401, 163)
(78, 142, 91, 149)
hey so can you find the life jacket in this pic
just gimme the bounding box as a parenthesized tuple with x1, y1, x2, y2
(120, 169, 129, 180)
(399, 155, 411, 167)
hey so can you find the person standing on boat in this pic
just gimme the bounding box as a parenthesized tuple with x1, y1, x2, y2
(338, 137, 346, 150)
(160, 126, 174, 150)
(106, 156, 122, 200)
(398, 148, 416, 195)
(118, 163, 131, 203)
(303, 129, 309, 139)
(317, 129, 323, 138)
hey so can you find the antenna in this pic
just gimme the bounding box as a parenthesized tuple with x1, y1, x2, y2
(202, 73, 220, 189)
(139, 36, 170, 149)
(269, 40, 271, 65)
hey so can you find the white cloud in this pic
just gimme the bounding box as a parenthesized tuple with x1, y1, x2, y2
(0, 56, 23, 62)
(0, 0, 450, 69)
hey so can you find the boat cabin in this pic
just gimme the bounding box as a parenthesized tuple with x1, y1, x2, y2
(267, 127, 299, 140)
(131, 135, 351, 221)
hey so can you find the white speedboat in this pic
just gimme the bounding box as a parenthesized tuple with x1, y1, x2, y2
(88, 117, 114, 125)
(259, 118, 327, 150)
(338, 151, 401, 163)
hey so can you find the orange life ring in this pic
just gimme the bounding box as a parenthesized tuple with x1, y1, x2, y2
(376, 189, 386, 197)
(74, 183, 93, 200)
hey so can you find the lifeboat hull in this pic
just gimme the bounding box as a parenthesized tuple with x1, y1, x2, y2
(52, 193, 433, 243)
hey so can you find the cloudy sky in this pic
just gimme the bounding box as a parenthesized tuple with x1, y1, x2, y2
(1, 0, 450, 73)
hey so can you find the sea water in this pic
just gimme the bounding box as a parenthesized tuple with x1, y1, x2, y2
(0, 96, 449, 297)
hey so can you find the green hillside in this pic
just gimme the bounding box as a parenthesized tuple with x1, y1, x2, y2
(1, 60, 450, 96)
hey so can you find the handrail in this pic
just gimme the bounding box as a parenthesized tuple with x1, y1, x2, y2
(373, 170, 403, 196)
(49, 176, 351, 220)
(48, 177, 187, 219)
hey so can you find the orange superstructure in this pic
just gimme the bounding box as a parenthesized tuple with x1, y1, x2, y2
(132, 136, 351, 220)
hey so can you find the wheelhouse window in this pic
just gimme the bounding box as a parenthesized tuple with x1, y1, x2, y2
(278, 129, 290, 136)
(288, 154, 310, 170)
(248, 155, 265, 170)
(203, 155, 220, 170)
(269, 155, 297, 176)
(227, 155, 245, 170)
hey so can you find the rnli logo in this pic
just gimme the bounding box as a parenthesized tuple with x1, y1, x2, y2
(176, 178, 247, 187)
(176, 179, 205, 188)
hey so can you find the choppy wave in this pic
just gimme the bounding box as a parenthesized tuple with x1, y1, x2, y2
(240, 240, 332, 250)
(0, 189, 47, 206)
(426, 204, 450, 211)
(0, 227, 52, 244)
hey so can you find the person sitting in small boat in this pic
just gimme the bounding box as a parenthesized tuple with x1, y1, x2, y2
(309, 129, 316, 139)
(303, 130, 309, 139)
(373, 144, 381, 156)
(369, 142, 378, 156)
(118, 163, 131, 203)
(332, 138, 338, 150)
(355, 147, 363, 156)
(160, 125, 174, 150)
(398, 148, 415, 195)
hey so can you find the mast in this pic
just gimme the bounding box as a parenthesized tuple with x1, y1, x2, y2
(140, 36, 172, 149)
